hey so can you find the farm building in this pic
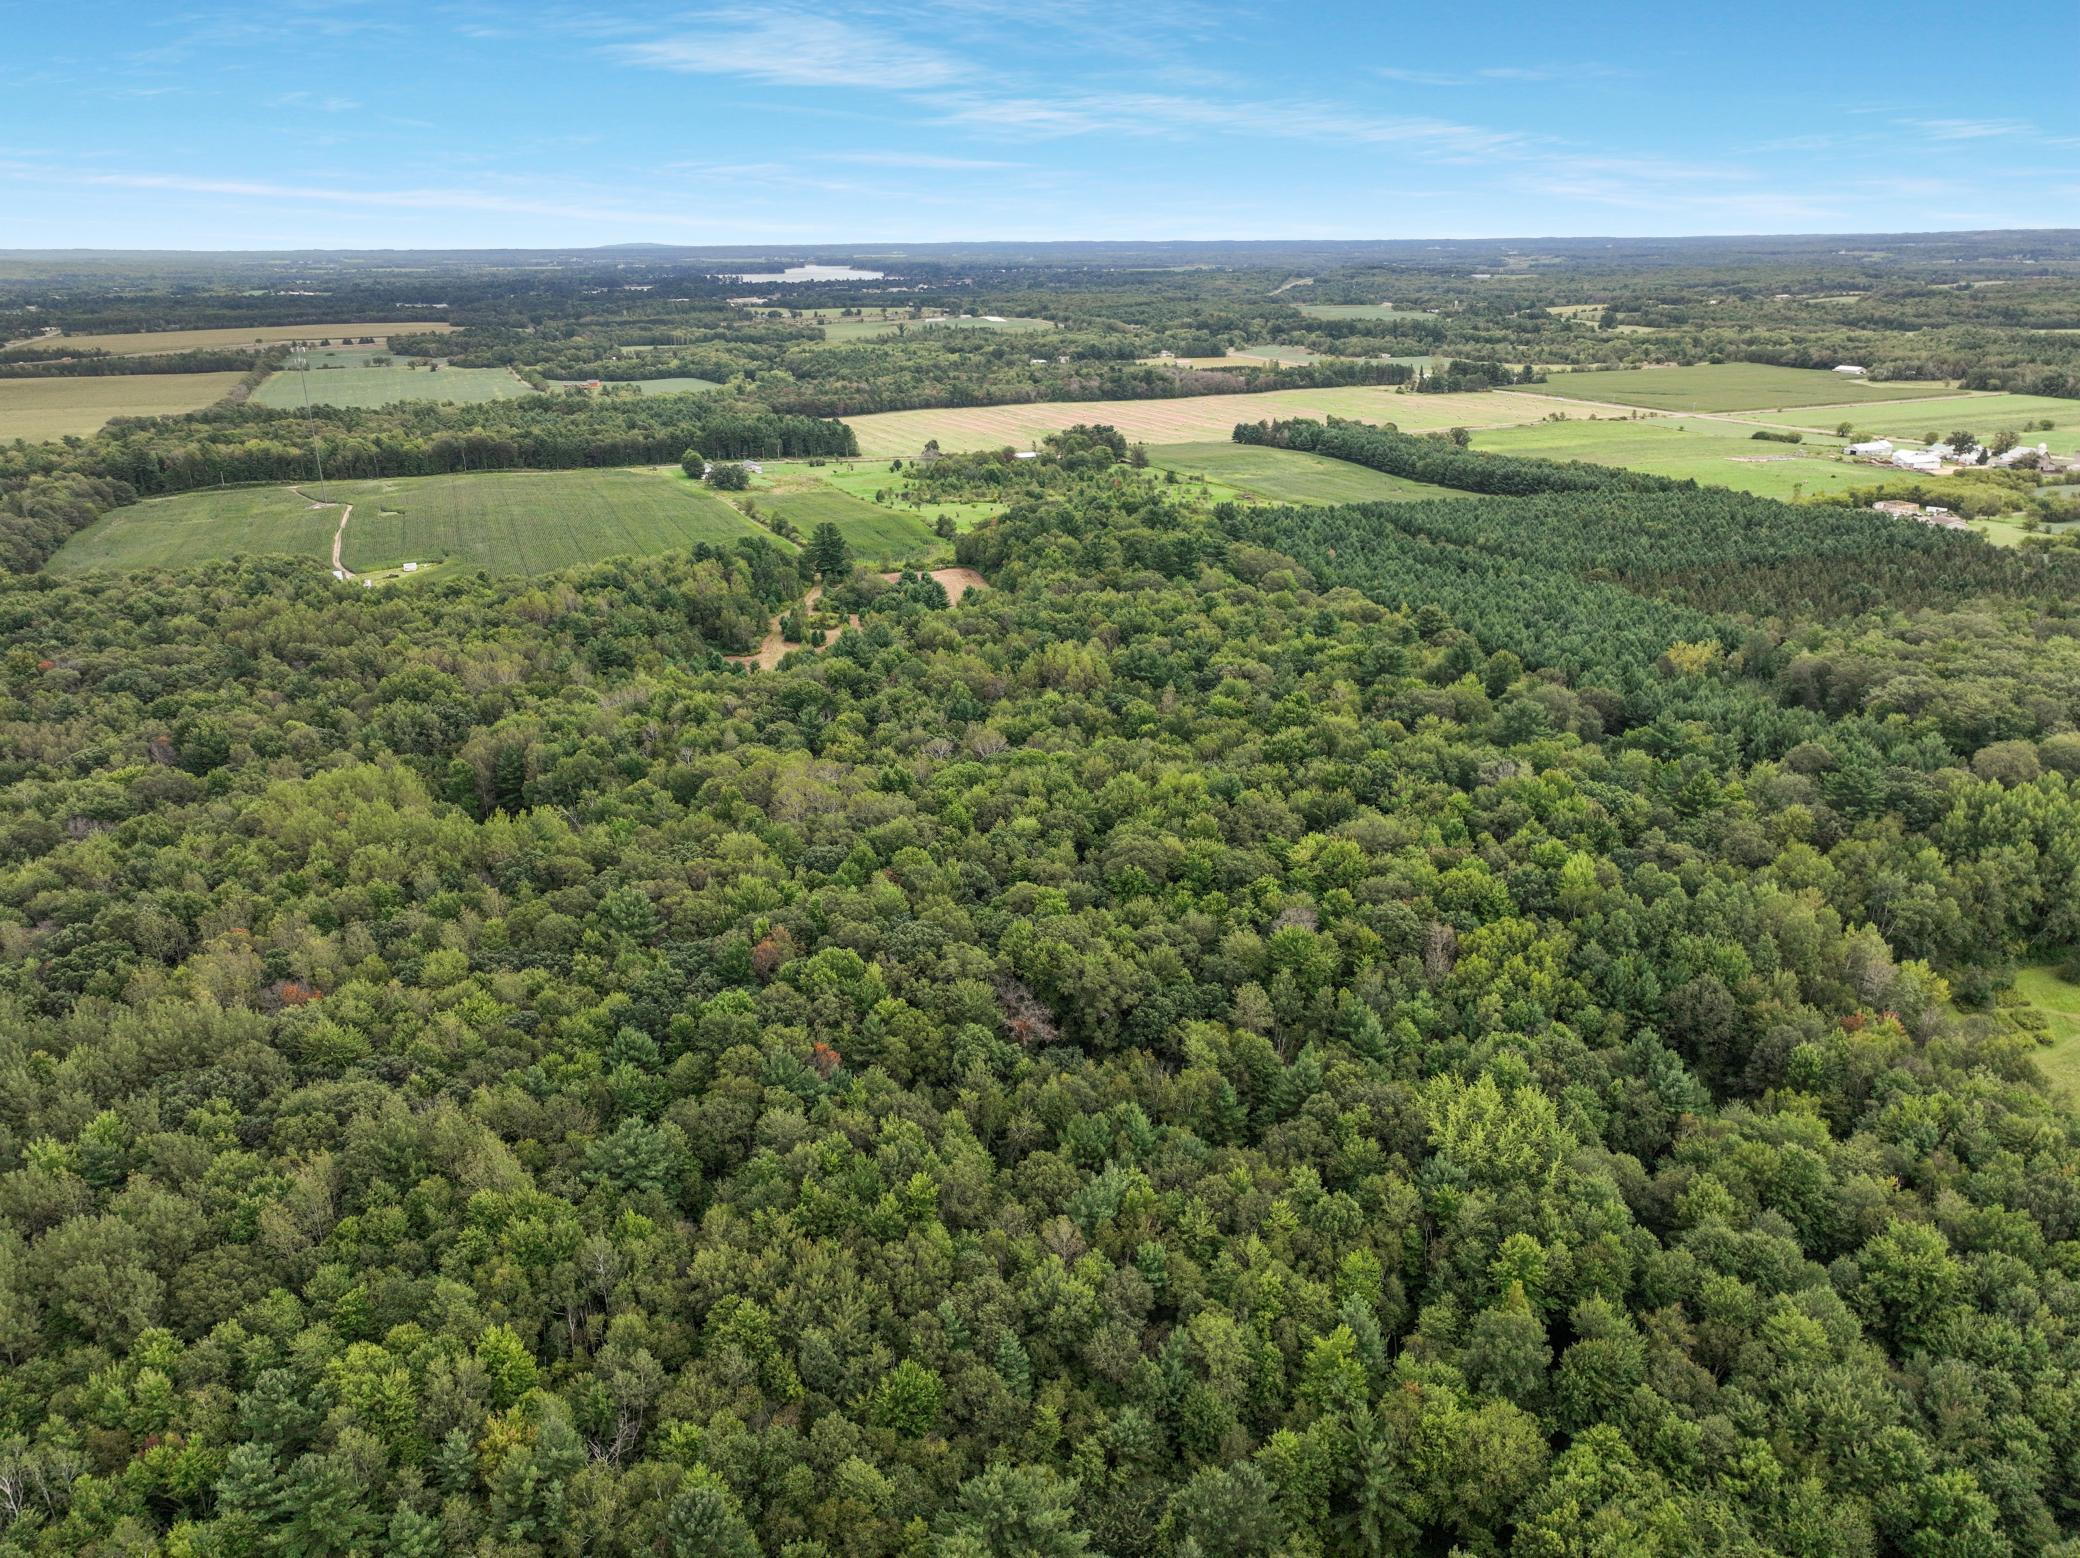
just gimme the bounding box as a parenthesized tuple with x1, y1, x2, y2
(1872, 500, 1923, 516)
(1992, 443, 2050, 467)
(1892, 449, 1947, 473)
(1833, 364, 1868, 376)
(1846, 440, 1894, 456)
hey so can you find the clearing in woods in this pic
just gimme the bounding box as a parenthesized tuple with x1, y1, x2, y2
(2013, 964, 2080, 1097)
(1521, 363, 1958, 412)
(0, 371, 252, 441)
(843, 386, 1559, 456)
(690, 465, 943, 562)
(251, 348, 534, 409)
(37, 322, 456, 355)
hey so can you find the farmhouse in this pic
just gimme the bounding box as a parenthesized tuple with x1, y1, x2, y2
(1833, 364, 1868, 376)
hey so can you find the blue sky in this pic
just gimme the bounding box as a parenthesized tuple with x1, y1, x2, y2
(4, 0, 2077, 248)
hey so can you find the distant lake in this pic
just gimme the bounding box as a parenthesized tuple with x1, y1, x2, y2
(726, 264, 885, 283)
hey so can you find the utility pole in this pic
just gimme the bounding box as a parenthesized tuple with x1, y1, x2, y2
(294, 345, 324, 485)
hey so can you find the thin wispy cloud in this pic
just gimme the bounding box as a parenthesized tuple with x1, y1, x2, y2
(611, 10, 965, 90)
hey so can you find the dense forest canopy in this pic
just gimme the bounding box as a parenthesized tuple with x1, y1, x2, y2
(1, 239, 2079, 1554)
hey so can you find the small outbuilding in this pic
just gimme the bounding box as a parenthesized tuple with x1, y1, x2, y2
(1833, 364, 1868, 376)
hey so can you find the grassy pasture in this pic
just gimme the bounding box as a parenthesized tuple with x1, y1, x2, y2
(251, 349, 533, 410)
(321, 470, 761, 574)
(1732, 392, 2080, 453)
(1146, 442, 1454, 504)
(0, 371, 250, 441)
(814, 461, 1002, 533)
(1523, 364, 1955, 412)
(1468, 417, 1901, 501)
(46, 322, 455, 355)
(51, 486, 341, 572)
(843, 386, 1555, 456)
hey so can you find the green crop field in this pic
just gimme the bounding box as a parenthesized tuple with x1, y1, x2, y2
(0, 371, 251, 441)
(52, 470, 769, 578)
(1522, 363, 1956, 412)
(320, 470, 763, 574)
(252, 349, 533, 410)
(843, 386, 1556, 456)
(44, 322, 455, 355)
(1468, 416, 1901, 501)
(1734, 392, 2080, 452)
(1146, 441, 1455, 503)
(51, 486, 341, 572)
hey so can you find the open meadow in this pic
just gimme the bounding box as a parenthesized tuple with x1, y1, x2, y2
(41, 321, 455, 354)
(1295, 303, 1401, 319)
(0, 371, 250, 441)
(1523, 363, 1956, 412)
(843, 386, 1559, 456)
(251, 349, 533, 409)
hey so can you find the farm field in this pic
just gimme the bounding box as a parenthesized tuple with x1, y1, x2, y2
(0, 371, 250, 441)
(1523, 363, 1955, 412)
(1145, 441, 1455, 504)
(1733, 392, 2080, 452)
(55, 469, 767, 577)
(843, 386, 1556, 456)
(321, 470, 762, 574)
(50, 485, 341, 572)
(42, 321, 455, 354)
(1468, 416, 1901, 500)
(251, 349, 533, 409)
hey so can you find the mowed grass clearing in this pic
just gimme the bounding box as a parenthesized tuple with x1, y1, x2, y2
(2013, 964, 2080, 1097)
(320, 470, 764, 575)
(252, 350, 533, 409)
(844, 387, 1556, 456)
(51, 486, 341, 573)
(1146, 442, 1455, 504)
(1296, 303, 1401, 319)
(0, 371, 251, 441)
(1468, 417, 1901, 501)
(1523, 364, 1956, 412)
(45, 322, 455, 355)
(714, 465, 941, 562)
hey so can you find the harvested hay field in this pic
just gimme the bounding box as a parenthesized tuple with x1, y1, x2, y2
(844, 386, 1556, 457)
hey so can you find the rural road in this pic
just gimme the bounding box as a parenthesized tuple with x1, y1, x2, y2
(294, 486, 355, 578)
